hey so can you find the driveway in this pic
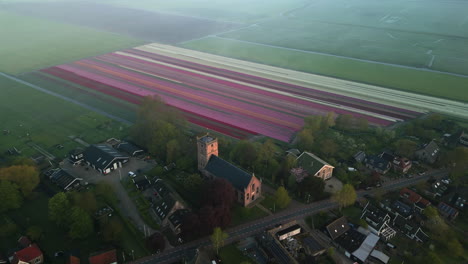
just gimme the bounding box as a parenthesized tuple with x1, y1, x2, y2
(62, 158, 157, 235)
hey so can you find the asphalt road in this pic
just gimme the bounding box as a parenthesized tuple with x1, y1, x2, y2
(130, 169, 449, 264)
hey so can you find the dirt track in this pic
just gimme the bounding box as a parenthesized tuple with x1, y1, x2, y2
(137, 43, 468, 120)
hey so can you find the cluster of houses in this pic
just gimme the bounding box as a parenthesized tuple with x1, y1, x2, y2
(2, 236, 118, 264)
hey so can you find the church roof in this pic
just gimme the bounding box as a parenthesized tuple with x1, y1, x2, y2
(204, 155, 253, 190)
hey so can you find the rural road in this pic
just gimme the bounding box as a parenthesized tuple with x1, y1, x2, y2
(0, 72, 133, 125)
(129, 169, 449, 264)
(139, 44, 468, 120)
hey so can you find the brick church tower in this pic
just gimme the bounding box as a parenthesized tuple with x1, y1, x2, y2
(197, 134, 218, 171)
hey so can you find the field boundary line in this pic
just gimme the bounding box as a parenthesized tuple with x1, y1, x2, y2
(0, 72, 132, 125)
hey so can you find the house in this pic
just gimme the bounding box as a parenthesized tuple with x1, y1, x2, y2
(116, 142, 144, 156)
(154, 195, 184, 225)
(50, 169, 83, 191)
(69, 148, 84, 165)
(399, 188, 431, 212)
(415, 140, 439, 164)
(365, 155, 391, 174)
(392, 158, 412, 174)
(67, 255, 80, 264)
(326, 216, 350, 240)
(276, 224, 301, 241)
(89, 249, 117, 264)
(360, 202, 396, 241)
(437, 202, 459, 220)
(285, 149, 301, 158)
(168, 209, 190, 235)
(198, 135, 262, 207)
(392, 214, 429, 243)
(83, 144, 129, 174)
(295, 152, 334, 180)
(11, 244, 43, 264)
(17, 236, 31, 248)
(459, 131, 468, 147)
(353, 151, 366, 163)
(132, 175, 151, 190)
(380, 151, 395, 163)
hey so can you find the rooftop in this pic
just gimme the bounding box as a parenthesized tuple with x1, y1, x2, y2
(296, 151, 331, 176)
(204, 155, 253, 190)
(198, 135, 216, 143)
(12, 244, 42, 263)
(326, 216, 350, 240)
(84, 144, 128, 170)
(89, 249, 117, 264)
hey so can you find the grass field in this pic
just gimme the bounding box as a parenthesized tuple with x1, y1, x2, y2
(181, 37, 468, 102)
(0, 11, 143, 75)
(0, 75, 129, 158)
(219, 244, 254, 264)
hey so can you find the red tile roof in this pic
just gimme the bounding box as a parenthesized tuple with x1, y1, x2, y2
(67, 256, 81, 264)
(89, 249, 117, 264)
(12, 244, 42, 264)
(17, 236, 31, 248)
(400, 188, 430, 207)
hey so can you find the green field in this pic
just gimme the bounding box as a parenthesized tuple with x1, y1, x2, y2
(181, 36, 468, 102)
(0, 75, 129, 158)
(0, 11, 143, 75)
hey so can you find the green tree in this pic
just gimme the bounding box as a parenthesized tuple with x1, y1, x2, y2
(336, 114, 353, 130)
(0, 180, 22, 213)
(287, 173, 297, 189)
(319, 138, 338, 157)
(211, 227, 228, 255)
(304, 115, 322, 132)
(95, 183, 117, 205)
(322, 112, 336, 130)
(298, 176, 325, 201)
(48, 192, 71, 226)
(70, 191, 97, 214)
(0, 217, 17, 238)
(297, 129, 314, 151)
(183, 173, 203, 192)
(27, 226, 42, 241)
(274, 186, 291, 209)
(393, 139, 417, 157)
(447, 239, 463, 257)
(69, 207, 93, 239)
(333, 184, 357, 210)
(0, 165, 39, 196)
(166, 139, 181, 163)
(101, 218, 123, 242)
(230, 140, 258, 169)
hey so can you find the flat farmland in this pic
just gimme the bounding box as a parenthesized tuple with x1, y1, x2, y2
(0, 11, 143, 75)
(4, 1, 240, 43)
(29, 43, 423, 142)
(0, 75, 129, 158)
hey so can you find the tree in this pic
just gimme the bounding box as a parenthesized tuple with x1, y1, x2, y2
(336, 114, 353, 130)
(0, 165, 39, 196)
(0, 180, 22, 213)
(322, 112, 336, 130)
(319, 138, 338, 157)
(101, 218, 123, 242)
(393, 139, 417, 157)
(298, 176, 325, 201)
(146, 232, 166, 253)
(211, 227, 228, 255)
(274, 186, 291, 209)
(27, 226, 42, 241)
(0, 217, 17, 238)
(69, 207, 93, 239)
(230, 140, 258, 169)
(166, 139, 181, 163)
(447, 239, 463, 257)
(203, 178, 235, 209)
(69, 191, 97, 214)
(304, 115, 322, 132)
(183, 173, 203, 192)
(297, 129, 314, 151)
(255, 139, 277, 175)
(48, 192, 71, 226)
(95, 183, 117, 205)
(333, 184, 356, 210)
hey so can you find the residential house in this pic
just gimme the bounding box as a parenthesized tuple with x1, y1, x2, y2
(437, 202, 459, 220)
(83, 144, 129, 174)
(67, 255, 80, 264)
(285, 149, 301, 158)
(276, 224, 302, 241)
(326, 216, 350, 240)
(295, 152, 334, 180)
(459, 131, 468, 147)
(116, 142, 144, 156)
(69, 148, 85, 165)
(392, 214, 429, 243)
(360, 202, 396, 241)
(392, 158, 412, 174)
(50, 169, 83, 191)
(365, 155, 391, 174)
(89, 249, 117, 264)
(400, 188, 431, 212)
(168, 209, 190, 235)
(132, 175, 151, 190)
(302, 237, 326, 257)
(198, 135, 262, 207)
(380, 199, 413, 220)
(153, 191, 184, 225)
(353, 151, 366, 163)
(11, 244, 43, 264)
(415, 140, 440, 164)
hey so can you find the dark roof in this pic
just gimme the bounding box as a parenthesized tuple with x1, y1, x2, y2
(276, 224, 301, 238)
(204, 155, 253, 190)
(392, 214, 417, 235)
(414, 228, 429, 243)
(392, 200, 413, 218)
(296, 152, 330, 176)
(17, 236, 31, 248)
(334, 228, 366, 253)
(326, 216, 350, 240)
(154, 196, 175, 220)
(437, 202, 458, 218)
(153, 180, 170, 198)
(116, 142, 144, 156)
(89, 249, 117, 264)
(263, 240, 292, 264)
(84, 144, 128, 171)
(365, 155, 390, 171)
(353, 151, 366, 162)
(69, 148, 84, 156)
(133, 175, 151, 190)
(416, 140, 439, 158)
(380, 151, 396, 162)
(51, 169, 82, 190)
(362, 203, 390, 230)
(302, 236, 325, 254)
(286, 149, 301, 157)
(198, 135, 216, 143)
(169, 209, 190, 227)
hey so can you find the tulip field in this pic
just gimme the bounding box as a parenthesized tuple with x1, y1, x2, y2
(32, 45, 421, 142)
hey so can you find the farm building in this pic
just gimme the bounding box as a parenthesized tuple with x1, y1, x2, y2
(116, 141, 144, 156)
(83, 144, 129, 174)
(294, 152, 334, 181)
(50, 169, 83, 191)
(68, 148, 84, 165)
(197, 135, 262, 207)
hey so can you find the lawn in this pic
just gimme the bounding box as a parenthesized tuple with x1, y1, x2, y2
(0, 75, 130, 158)
(0, 11, 143, 75)
(231, 204, 268, 226)
(219, 244, 254, 264)
(181, 37, 468, 102)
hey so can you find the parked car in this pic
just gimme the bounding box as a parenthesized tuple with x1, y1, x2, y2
(128, 171, 137, 178)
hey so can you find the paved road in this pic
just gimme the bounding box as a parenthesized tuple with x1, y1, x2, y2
(129, 169, 449, 264)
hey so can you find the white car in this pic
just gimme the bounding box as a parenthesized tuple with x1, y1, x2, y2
(128, 171, 137, 178)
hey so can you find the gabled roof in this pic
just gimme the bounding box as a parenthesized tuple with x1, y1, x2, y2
(89, 249, 117, 264)
(326, 216, 350, 240)
(169, 209, 190, 227)
(416, 140, 439, 157)
(352, 233, 379, 263)
(17, 236, 31, 248)
(12, 244, 42, 263)
(116, 142, 144, 156)
(353, 151, 366, 162)
(51, 169, 82, 190)
(153, 179, 170, 198)
(380, 151, 396, 162)
(437, 202, 459, 218)
(302, 236, 325, 254)
(400, 188, 430, 206)
(361, 203, 390, 231)
(286, 149, 301, 157)
(133, 175, 151, 190)
(365, 155, 390, 171)
(84, 144, 128, 171)
(154, 196, 176, 220)
(296, 152, 332, 176)
(204, 155, 253, 190)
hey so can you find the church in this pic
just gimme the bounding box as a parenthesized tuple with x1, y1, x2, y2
(197, 135, 262, 207)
